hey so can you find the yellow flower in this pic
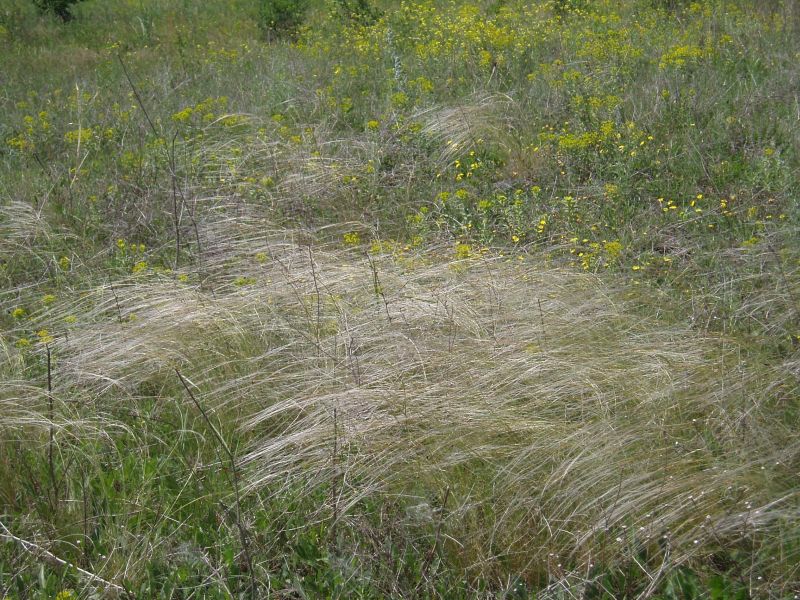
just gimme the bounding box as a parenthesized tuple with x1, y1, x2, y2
(64, 128, 95, 144)
(16, 338, 31, 349)
(454, 243, 471, 259)
(603, 183, 619, 198)
(131, 261, 148, 274)
(37, 329, 54, 344)
(12, 307, 25, 319)
(59, 256, 71, 270)
(343, 232, 361, 246)
(603, 240, 623, 259)
(366, 120, 380, 131)
(172, 107, 194, 122)
(42, 294, 56, 305)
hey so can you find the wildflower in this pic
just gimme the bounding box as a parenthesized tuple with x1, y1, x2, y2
(42, 294, 56, 305)
(131, 261, 148, 274)
(391, 92, 409, 108)
(37, 329, 54, 344)
(11, 307, 25, 319)
(64, 315, 77, 324)
(603, 183, 619, 198)
(343, 232, 361, 246)
(64, 128, 95, 144)
(454, 243, 471, 259)
(59, 256, 71, 270)
(603, 240, 622, 259)
(366, 120, 380, 131)
(172, 107, 194, 122)
(536, 218, 547, 234)
(16, 337, 31, 349)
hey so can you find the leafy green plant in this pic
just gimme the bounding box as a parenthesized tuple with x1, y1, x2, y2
(32, 0, 83, 21)
(333, 0, 379, 24)
(259, 0, 309, 39)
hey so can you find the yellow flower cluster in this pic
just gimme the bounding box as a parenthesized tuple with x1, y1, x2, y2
(172, 96, 229, 125)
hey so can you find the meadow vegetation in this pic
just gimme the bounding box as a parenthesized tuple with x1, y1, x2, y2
(0, 0, 798, 597)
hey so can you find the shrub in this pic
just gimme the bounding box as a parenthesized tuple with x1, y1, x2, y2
(32, 0, 83, 21)
(333, 0, 379, 25)
(259, 0, 308, 40)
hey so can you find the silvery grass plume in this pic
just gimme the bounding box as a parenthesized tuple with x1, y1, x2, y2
(0, 200, 60, 287)
(24, 205, 797, 591)
(416, 94, 514, 168)
(0, 201, 53, 251)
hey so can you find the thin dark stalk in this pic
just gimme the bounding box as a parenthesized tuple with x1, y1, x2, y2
(537, 298, 547, 346)
(46, 345, 56, 505)
(366, 252, 392, 323)
(447, 303, 456, 353)
(415, 486, 451, 596)
(81, 469, 90, 566)
(767, 242, 800, 322)
(117, 53, 159, 138)
(330, 406, 340, 541)
(171, 130, 182, 269)
(109, 283, 124, 323)
(175, 369, 256, 600)
(341, 316, 361, 386)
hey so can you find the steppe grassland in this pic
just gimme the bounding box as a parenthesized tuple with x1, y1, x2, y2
(0, 0, 798, 597)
